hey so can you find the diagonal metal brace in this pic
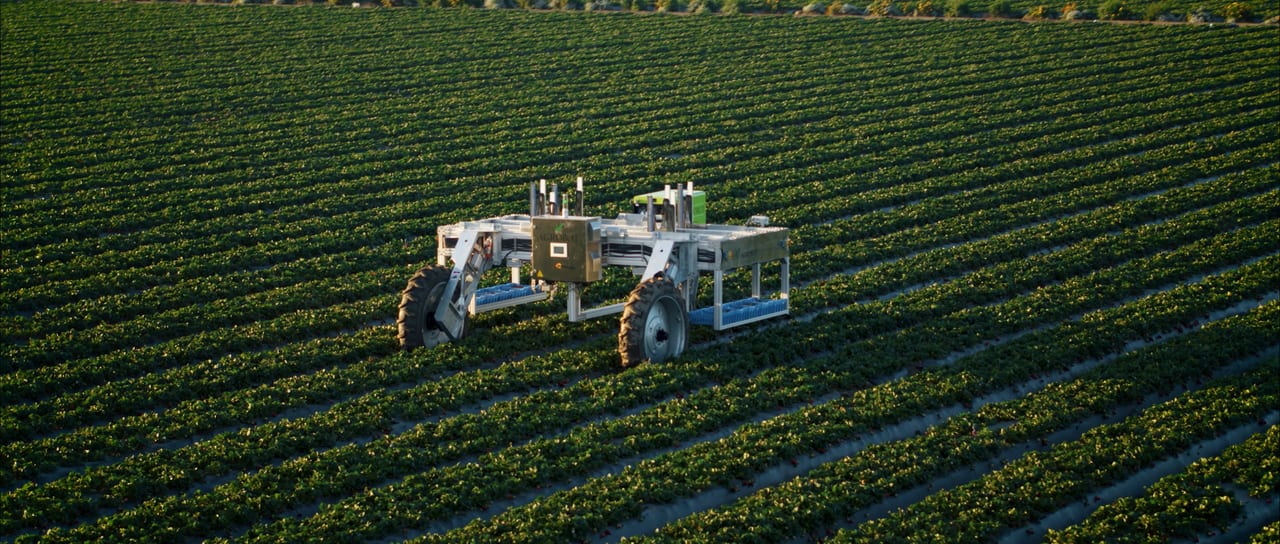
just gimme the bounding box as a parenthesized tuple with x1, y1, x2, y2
(640, 239, 678, 283)
(434, 226, 494, 340)
(640, 237, 698, 309)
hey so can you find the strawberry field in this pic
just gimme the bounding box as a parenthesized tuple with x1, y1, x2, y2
(2, 2, 1278, 543)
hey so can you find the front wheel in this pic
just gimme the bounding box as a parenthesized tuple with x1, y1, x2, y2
(397, 265, 455, 350)
(618, 276, 688, 368)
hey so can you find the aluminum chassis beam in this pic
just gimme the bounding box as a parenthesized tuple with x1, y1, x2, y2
(433, 213, 788, 330)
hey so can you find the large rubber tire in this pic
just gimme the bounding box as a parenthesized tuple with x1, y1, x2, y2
(618, 276, 688, 368)
(397, 265, 453, 350)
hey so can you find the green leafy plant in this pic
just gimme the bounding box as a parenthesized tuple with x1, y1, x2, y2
(912, 0, 938, 15)
(1222, 1, 1251, 20)
(944, 0, 971, 17)
(1098, 0, 1130, 19)
(866, 0, 901, 15)
(987, 0, 1014, 16)
(4, 4, 1278, 543)
(1023, 4, 1053, 18)
(1142, 1, 1170, 19)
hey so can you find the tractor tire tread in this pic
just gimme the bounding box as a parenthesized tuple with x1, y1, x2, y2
(397, 265, 450, 350)
(618, 275, 684, 368)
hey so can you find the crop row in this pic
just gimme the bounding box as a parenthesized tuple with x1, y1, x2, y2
(18, 195, 1274, 540)
(783, 123, 1278, 271)
(10, 74, 1264, 323)
(637, 302, 1279, 542)
(783, 163, 1274, 309)
(3, 157, 1271, 484)
(831, 361, 1277, 543)
(7, 23, 1244, 270)
(7, 85, 1269, 373)
(4, 6, 1277, 542)
(2, 172, 1259, 542)
(1045, 423, 1278, 543)
(7, 90, 1269, 404)
(3, 11, 1219, 161)
(7, 133, 1269, 468)
(7, 116, 1269, 399)
(0, 18, 1046, 204)
(5, 20, 1259, 249)
(0, 269, 402, 403)
(8, 61, 1261, 332)
(12, 70, 1269, 317)
(5, 171, 1271, 528)
(747, 85, 1275, 225)
(0, 301, 617, 478)
(413, 254, 1278, 544)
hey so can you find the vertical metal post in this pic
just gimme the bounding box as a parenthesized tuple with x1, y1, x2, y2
(539, 179, 547, 216)
(713, 269, 724, 330)
(686, 181, 694, 227)
(664, 184, 672, 230)
(781, 257, 790, 301)
(752, 262, 762, 299)
(529, 181, 538, 217)
(679, 241, 697, 310)
(576, 176, 584, 216)
(566, 282, 581, 322)
(674, 187, 684, 231)
(436, 234, 448, 267)
(646, 196, 656, 232)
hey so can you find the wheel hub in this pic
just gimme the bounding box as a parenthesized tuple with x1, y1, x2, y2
(642, 295, 685, 361)
(421, 281, 451, 347)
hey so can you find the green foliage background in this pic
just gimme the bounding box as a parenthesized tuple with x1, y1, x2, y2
(2, 2, 1277, 542)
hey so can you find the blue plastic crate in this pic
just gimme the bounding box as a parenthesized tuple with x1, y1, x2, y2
(474, 283, 541, 307)
(690, 297, 787, 327)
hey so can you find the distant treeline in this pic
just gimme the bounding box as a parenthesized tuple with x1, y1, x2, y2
(125, 0, 1280, 23)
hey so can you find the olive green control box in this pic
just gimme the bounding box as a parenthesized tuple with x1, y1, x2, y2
(532, 216, 603, 283)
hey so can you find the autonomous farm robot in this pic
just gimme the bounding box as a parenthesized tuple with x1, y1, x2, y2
(397, 179, 791, 367)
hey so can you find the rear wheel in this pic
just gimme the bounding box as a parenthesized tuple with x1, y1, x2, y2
(398, 266, 454, 349)
(618, 276, 688, 368)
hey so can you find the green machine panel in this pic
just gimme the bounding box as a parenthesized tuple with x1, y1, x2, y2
(532, 216, 603, 283)
(631, 190, 706, 225)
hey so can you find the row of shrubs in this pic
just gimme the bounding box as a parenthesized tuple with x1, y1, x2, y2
(143, 0, 1280, 22)
(835, 0, 1272, 22)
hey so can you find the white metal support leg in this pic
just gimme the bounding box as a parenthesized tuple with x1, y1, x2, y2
(678, 242, 698, 310)
(567, 282, 625, 322)
(781, 257, 790, 308)
(713, 269, 724, 330)
(752, 263, 762, 299)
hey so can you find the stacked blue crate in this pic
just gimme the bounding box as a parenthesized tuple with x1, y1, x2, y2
(473, 283, 541, 307)
(689, 297, 787, 327)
